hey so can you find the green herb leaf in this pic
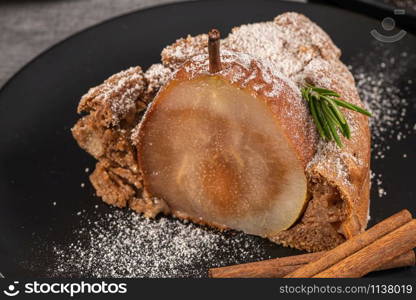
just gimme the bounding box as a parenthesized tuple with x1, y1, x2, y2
(315, 99, 333, 141)
(301, 84, 372, 148)
(331, 98, 372, 117)
(308, 96, 326, 140)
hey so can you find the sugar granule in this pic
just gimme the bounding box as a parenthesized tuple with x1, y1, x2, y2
(52, 210, 271, 278)
(351, 44, 415, 197)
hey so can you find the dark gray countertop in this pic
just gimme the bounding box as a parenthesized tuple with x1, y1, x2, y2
(1, 0, 414, 88)
(0, 0, 182, 88)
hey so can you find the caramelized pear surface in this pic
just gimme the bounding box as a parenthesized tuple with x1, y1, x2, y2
(138, 75, 307, 236)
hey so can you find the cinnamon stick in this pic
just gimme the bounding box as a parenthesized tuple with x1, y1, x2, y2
(208, 29, 221, 73)
(377, 250, 415, 271)
(285, 209, 412, 278)
(314, 219, 416, 278)
(209, 251, 323, 278)
(209, 250, 415, 278)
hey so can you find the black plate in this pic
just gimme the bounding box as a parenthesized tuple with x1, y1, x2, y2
(0, 0, 415, 278)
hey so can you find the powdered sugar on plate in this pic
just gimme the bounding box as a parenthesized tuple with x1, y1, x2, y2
(51, 210, 271, 278)
(351, 44, 415, 198)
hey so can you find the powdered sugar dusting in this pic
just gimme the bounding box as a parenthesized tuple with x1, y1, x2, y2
(352, 45, 416, 198)
(354, 50, 414, 157)
(307, 140, 351, 186)
(108, 72, 143, 123)
(226, 22, 306, 77)
(51, 210, 270, 278)
(162, 34, 208, 69)
(224, 12, 339, 79)
(180, 49, 298, 100)
(79, 66, 146, 126)
(144, 63, 172, 101)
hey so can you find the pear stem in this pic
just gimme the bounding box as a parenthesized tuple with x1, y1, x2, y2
(208, 29, 221, 73)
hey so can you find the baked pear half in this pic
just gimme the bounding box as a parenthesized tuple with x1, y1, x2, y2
(136, 50, 316, 237)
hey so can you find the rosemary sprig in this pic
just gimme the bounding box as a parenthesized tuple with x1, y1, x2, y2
(301, 84, 372, 147)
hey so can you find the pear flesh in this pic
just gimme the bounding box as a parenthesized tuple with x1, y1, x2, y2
(138, 75, 307, 237)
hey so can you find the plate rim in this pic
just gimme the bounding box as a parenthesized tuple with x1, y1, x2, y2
(0, 0, 405, 93)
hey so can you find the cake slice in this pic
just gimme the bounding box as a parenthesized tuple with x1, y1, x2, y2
(71, 65, 171, 216)
(72, 12, 371, 252)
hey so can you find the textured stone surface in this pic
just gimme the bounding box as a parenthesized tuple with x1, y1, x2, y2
(0, 0, 185, 87)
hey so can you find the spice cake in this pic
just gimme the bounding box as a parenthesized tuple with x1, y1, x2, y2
(72, 12, 371, 252)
